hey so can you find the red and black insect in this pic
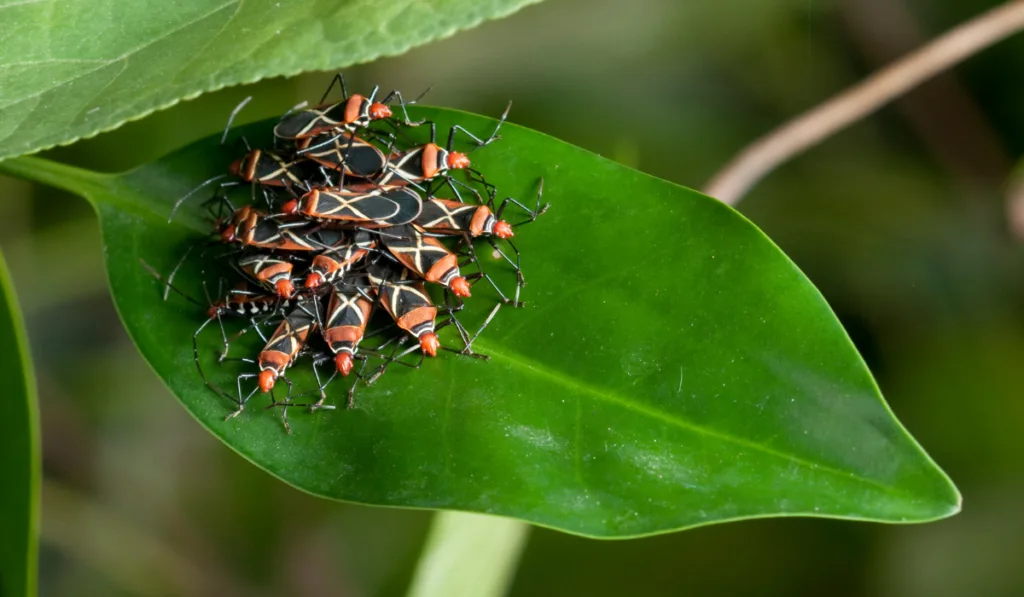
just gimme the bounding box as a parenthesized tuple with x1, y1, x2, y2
(282, 187, 402, 227)
(141, 259, 295, 400)
(228, 149, 326, 190)
(414, 198, 513, 239)
(219, 206, 350, 252)
(170, 124, 332, 223)
(285, 184, 423, 227)
(299, 133, 388, 179)
(250, 301, 319, 394)
(236, 253, 298, 298)
(167, 75, 546, 424)
(367, 260, 441, 357)
(373, 104, 510, 202)
(304, 231, 375, 289)
(379, 224, 471, 297)
(273, 74, 406, 140)
(430, 180, 550, 307)
(321, 279, 375, 376)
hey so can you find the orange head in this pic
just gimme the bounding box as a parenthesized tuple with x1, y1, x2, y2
(304, 272, 324, 289)
(221, 206, 251, 243)
(275, 279, 295, 298)
(258, 369, 277, 393)
(369, 102, 392, 120)
(281, 199, 299, 214)
(229, 150, 259, 182)
(419, 333, 440, 357)
(335, 353, 354, 376)
(450, 276, 471, 297)
(447, 152, 470, 170)
(493, 220, 513, 239)
(207, 303, 223, 319)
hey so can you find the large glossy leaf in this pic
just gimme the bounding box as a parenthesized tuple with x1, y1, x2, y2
(0, 0, 542, 160)
(0, 108, 960, 538)
(0, 252, 40, 597)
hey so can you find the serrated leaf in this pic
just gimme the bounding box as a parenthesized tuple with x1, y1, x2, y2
(0, 107, 960, 538)
(0, 0, 542, 160)
(0, 252, 40, 597)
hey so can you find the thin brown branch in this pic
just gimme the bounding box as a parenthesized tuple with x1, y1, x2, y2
(704, 0, 1024, 205)
(1007, 166, 1024, 240)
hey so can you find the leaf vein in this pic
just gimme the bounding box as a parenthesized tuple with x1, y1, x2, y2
(478, 340, 899, 496)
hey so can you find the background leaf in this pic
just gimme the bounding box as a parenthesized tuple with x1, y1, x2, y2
(0, 0, 542, 160)
(0, 251, 40, 597)
(0, 107, 959, 538)
(406, 512, 529, 597)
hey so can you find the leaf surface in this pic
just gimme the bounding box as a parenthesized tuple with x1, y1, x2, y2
(0, 108, 960, 537)
(0, 0, 542, 159)
(0, 252, 40, 596)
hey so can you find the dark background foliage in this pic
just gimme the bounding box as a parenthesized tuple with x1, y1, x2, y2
(2, 0, 1021, 594)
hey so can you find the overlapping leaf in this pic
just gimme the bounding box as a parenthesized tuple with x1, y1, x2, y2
(0, 0, 543, 159)
(0, 107, 959, 537)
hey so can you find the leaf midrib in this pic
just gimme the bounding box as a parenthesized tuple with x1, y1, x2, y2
(97, 180, 910, 497)
(473, 337, 908, 498)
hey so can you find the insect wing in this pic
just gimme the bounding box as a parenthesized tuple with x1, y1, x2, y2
(415, 198, 479, 235)
(306, 133, 387, 178)
(375, 187, 423, 226)
(303, 188, 401, 224)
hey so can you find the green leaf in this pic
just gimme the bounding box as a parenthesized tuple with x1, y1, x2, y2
(0, 251, 40, 597)
(407, 512, 529, 597)
(0, 0, 542, 160)
(0, 107, 960, 538)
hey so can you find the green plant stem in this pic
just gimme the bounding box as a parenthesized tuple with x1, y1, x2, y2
(0, 252, 40, 597)
(406, 512, 531, 597)
(0, 155, 108, 197)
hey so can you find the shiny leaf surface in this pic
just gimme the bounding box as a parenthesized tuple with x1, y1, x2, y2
(0, 0, 542, 160)
(0, 107, 960, 537)
(0, 252, 40, 597)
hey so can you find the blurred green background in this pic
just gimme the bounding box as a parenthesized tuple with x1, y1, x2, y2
(2, 0, 1023, 594)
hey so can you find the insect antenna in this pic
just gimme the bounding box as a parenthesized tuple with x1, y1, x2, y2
(221, 96, 253, 145)
(138, 257, 205, 308)
(169, 174, 230, 222)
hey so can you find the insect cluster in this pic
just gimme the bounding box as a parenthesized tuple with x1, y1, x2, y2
(161, 75, 546, 426)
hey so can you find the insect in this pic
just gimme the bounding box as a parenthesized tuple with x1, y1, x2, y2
(140, 259, 293, 402)
(169, 140, 330, 223)
(282, 187, 401, 226)
(432, 180, 550, 307)
(273, 73, 409, 140)
(236, 253, 299, 298)
(321, 279, 375, 376)
(373, 104, 510, 202)
(304, 231, 375, 289)
(284, 185, 423, 228)
(228, 150, 323, 190)
(219, 206, 351, 252)
(299, 133, 388, 179)
(367, 259, 440, 357)
(249, 300, 319, 394)
(414, 198, 513, 238)
(171, 76, 546, 424)
(188, 284, 332, 429)
(379, 224, 471, 297)
(414, 177, 550, 239)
